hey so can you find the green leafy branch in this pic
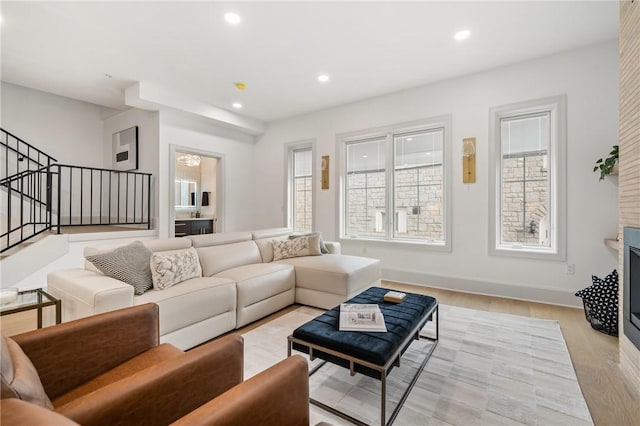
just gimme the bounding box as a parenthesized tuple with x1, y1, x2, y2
(593, 145, 619, 181)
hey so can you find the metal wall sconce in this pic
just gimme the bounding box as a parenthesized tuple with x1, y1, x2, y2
(462, 137, 476, 183)
(529, 220, 537, 234)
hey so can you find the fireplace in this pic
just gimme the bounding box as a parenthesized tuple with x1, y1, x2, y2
(624, 226, 640, 350)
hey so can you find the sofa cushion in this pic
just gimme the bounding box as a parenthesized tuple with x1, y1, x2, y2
(85, 241, 153, 295)
(276, 254, 381, 296)
(196, 241, 262, 276)
(273, 234, 322, 261)
(150, 247, 202, 290)
(215, 263, 295, 309)
(188, 232, 252, 248)
(135, 277, 236, 336)
(1, 336, 53, 409)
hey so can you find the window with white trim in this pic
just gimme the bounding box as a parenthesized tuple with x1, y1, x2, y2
(341, 117, 451, 247)
(288, 146, 313, 232)
(489, 96, 566, 260)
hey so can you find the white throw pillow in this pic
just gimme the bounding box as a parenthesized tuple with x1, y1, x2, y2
(272, 234, 322, 261)
(150, 247, 202, 290)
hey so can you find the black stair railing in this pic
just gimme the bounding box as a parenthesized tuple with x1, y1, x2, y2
(52, 164, 152, 231)
(1, 128, 153, 253)
(1, 167, 54, 252)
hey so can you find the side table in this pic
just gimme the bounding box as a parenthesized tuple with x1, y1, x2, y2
(0, 288, 61, 329)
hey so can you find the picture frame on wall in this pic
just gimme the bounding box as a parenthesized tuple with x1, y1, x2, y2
(112, 126, 139, 171)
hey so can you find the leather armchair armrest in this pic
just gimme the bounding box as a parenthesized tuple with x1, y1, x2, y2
(57, 334, 244, 426)
(12, 303, 159, 400)
(171, 355, 309, 426)
(1, 399, 80, 426)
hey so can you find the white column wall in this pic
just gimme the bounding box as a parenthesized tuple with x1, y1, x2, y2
(253, 41, 620, 306)
(158, 111, 255, 236)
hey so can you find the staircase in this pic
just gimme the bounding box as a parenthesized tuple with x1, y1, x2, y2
(1, 128, 153, 254)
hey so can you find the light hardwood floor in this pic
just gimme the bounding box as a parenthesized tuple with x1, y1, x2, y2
(2, 281, 638, 426)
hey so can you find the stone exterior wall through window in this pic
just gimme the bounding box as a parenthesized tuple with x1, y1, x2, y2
(294, 176, 312, 232)
(346, 164, 444, 239)
(501, 154, 549, 246)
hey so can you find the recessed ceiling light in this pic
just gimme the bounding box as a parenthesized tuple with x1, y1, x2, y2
(363, 155, 368, 158)
(454, 29, 471, 41)
(407, 138, 413, 141)
(318, 74, 330, 83)
(232, 102, 243, 109)
(224, 12, 241, 25)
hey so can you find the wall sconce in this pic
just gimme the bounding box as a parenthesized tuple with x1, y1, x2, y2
(321, 156, 330, 190)
(462, 137, 476, 183)
(529, 219, 537, 234)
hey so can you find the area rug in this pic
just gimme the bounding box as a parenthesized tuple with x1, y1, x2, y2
(242, 305, 593, 426)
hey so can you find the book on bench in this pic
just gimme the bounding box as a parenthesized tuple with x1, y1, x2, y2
(339, 303, 388, 332)
(383, 291, 406, 303)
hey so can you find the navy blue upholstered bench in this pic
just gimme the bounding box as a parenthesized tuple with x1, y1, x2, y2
(287, 286, 439, 426)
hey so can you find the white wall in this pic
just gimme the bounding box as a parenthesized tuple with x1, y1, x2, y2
(159, 111, 255, 236)
(103, 108, 160, 226)
(253, 41, 620, 306)
(1, 82, 112, 167)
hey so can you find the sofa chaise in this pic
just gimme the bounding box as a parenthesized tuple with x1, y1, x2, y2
(47, 228, 381, 350)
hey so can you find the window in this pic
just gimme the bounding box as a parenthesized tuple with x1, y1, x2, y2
(489, 96, 566, 260)
(287, 144, 314, 232)
(341, 117, 451, 248)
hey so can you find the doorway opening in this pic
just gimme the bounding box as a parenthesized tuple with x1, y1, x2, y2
(171, 146, 223, 236)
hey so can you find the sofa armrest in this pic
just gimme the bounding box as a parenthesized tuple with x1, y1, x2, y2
(1, 399, 80, 426)
(325, 241, 341, 254)
(47, 268, 134, 322)
(171, 355, 309, 426)
(57, 334, 244, 426)
(12, 304, 160, 400)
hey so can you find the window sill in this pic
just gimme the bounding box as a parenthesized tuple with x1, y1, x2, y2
(339, 236, 451, 252)
(490, 245, 565, 261)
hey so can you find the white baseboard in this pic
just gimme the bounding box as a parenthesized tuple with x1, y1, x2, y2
(383, 268, 583, 308)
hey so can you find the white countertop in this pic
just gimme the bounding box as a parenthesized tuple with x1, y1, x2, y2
(175, 217, 214, 221)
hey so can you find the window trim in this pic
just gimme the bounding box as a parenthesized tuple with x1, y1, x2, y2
(488, 95, 567, 261)
(284, 140, 316, 231)
(336, 116, 452, 251)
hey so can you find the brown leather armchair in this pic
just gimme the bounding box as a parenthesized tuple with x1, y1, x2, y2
(1, 303, 309, 426)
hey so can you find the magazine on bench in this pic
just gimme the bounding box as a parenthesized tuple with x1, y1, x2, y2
(339, 303, 388, 332)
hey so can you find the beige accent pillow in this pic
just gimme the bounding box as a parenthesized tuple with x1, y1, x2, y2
(272, 234, 322, 261)
(150, 247, 202, 290)
(1, 336, 53, 409)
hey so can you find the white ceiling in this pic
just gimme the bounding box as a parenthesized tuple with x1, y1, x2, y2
(1, 1, 618, 123)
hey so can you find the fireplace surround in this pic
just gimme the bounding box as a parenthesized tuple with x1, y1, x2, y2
(623, 226, 640, 350)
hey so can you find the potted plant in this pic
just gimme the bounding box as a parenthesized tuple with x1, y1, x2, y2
(593, 145, 619, 180)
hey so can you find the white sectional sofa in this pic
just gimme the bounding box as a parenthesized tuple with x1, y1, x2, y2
(47, 228, 381, 350)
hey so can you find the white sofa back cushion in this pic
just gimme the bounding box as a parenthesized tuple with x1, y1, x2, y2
(196, 241, 262, 277)
(188, 232, 252, 248)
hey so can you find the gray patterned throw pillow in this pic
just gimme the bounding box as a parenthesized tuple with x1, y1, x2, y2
(150, 247, 202, 290)
(86, 241, 153, 295)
